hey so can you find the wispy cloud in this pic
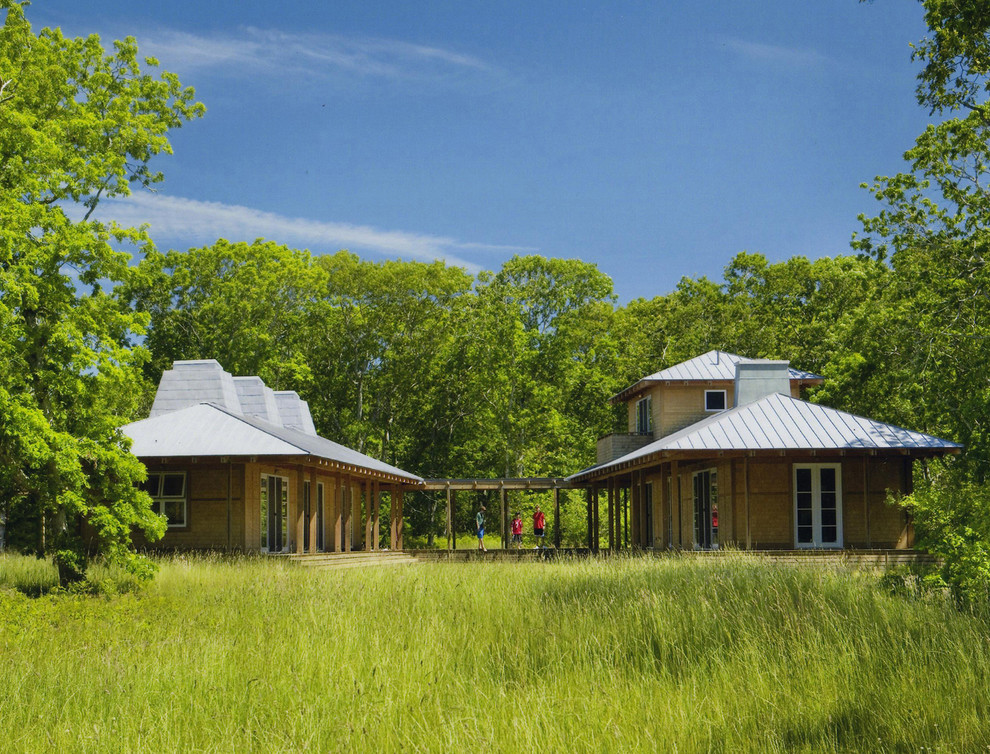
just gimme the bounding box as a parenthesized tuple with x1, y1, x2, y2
(721, 37, 829, 69)
(140, 27, 493, 82)
(97, 193, 537, 272)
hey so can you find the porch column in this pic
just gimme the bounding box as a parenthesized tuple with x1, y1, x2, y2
(553, 487, 561, 549)
(500, 484, 508, 550)
(586, 487, 593, 549)
(864, 456, 872, 549)
(629, 471, 640, 547)
(446, 485, 453, 552)
(342, 474, 352, 552)
(592, 486, 600, 553)
(671, 460, 681, 549)
(623, 484, 629, 548)
(392, 487, 406, 550)
(372, 479, 381, 551)
(744, 457, 751, 550)
(607, 478, 615, 551)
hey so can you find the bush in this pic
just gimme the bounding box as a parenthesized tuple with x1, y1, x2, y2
(898, 463, 990, 607)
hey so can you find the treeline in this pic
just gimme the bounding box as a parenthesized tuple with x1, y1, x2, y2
(4, 0, 990, 597)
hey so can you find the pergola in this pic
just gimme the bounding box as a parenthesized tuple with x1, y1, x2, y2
(422, 478, 600, 551)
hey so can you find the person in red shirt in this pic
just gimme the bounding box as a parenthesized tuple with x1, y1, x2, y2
(511, 513, 523, 549)
(533, 505, 546, 549)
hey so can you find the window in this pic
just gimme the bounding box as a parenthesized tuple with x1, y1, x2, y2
(705, 390, 727, 412)
(140, 472, 187, 528)
(636, 396, 653, 434)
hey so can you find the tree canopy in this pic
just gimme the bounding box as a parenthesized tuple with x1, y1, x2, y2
(0, 1, 202, 579)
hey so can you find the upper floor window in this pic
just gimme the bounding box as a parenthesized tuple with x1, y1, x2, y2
(636, 396, 652, 434)
(705, 390, 727, 412)
(140, 471, 187, 528)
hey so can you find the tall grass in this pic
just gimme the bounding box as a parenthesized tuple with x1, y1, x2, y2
(1, 553, 988, 752)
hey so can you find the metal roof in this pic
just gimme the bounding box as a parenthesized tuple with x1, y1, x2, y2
(273, 391, 318, 435)
(233, 376, 282, 425)
(572, 392, 961, 480)
(611, 350, 823, 403)
(148, 360, 318, 437)
(123, 403, 423, 483)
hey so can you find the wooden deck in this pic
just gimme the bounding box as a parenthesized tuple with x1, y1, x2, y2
(403, 548, 937, 569)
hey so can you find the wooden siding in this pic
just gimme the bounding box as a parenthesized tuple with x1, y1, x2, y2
(627, 454, 911, 551)
(137, 458, 411, 553)
(627, 381, 804, 439)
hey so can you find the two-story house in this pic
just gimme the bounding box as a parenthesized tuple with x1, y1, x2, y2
(571, 351, 960, 551)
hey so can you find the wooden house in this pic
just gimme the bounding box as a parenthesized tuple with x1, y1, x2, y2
(122, 360, 422, 553)
(572, 351, 960, 551)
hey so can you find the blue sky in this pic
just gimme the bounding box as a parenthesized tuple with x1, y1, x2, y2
(33, 1, 931, 302)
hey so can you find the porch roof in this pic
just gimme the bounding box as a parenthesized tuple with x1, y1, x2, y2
(122, 403, 423, 483)
(571, 392, 961, 481)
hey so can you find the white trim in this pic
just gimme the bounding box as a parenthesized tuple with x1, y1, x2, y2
(793, 463, 843, 549)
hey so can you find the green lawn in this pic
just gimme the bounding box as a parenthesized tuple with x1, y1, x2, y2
(1, 553, 988, 752)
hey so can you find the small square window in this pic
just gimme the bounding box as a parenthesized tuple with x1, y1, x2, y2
(705, 390, 726, 412)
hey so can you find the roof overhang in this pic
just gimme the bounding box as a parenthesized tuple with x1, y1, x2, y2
(569, 445, 961, 483)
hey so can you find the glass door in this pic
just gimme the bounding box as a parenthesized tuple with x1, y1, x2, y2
(793, 464, 843, 548)
(261, 474, 289, 552)
(693, 469, 718, 549)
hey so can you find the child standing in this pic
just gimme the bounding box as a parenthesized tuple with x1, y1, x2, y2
(533, 505, 546, 549)
(511, 513, 523, 549)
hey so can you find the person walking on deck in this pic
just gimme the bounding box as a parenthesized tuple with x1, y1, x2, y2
(476, 505, 487, 552)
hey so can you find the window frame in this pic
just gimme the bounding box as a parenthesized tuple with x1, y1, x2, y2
(792, 463, 843, 549)
(635, 395, 653, 435)
(704, 389, 727, 412)
(143, 471, 188, 529)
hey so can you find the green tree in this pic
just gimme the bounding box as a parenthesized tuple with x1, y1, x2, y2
(0, 2, 203, 579)
(125, 239, 319, 397)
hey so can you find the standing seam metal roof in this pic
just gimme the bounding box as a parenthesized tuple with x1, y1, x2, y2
(123, 403, 422, 482)
(571, 392, 960, 480)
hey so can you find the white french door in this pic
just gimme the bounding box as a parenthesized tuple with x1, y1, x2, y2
(793, 464, 843, 548)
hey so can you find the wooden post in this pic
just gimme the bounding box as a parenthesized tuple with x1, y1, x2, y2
(392, 487, 406, 550)
(342, 475, 352, 553)
(744, 457, 751, 550)
(864, 456, 871, 549)
(451, 489, 457, 550)
(606, 477, 615, 553)
(623, 484, 628, 548)
(362, 480, 372, 552)
(500, 484, 508, 550)
(586, 487, 593, 550)
(592, 486, 600, 553)
(630, 472, 639, 547)
(446, 485, 453, 552)
(671, 461, 680, 549)
(553, 487, 561, 549)
(388, 484, 399, 550)
(372, 479, 381, 551)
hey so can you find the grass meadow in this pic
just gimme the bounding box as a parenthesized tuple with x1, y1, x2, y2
(1, 553, 989, 753)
